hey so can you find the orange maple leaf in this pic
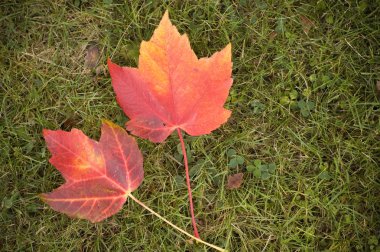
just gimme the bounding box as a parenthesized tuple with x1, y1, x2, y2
(108, 11, 233, 143)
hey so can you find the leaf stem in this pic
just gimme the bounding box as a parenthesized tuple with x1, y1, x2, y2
(176, 128, 200, 238)
(129, 194, 226, 252)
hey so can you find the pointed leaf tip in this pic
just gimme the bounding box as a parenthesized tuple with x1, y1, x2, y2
(164, 9, 169, 17)
(42, 129, 49, 137)
(160, 10, 170, 24)
(226, 42, 232, 50)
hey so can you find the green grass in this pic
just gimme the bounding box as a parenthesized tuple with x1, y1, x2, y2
(1, 0, 379, 251)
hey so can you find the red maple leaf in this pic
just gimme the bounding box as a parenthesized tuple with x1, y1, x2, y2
(108, 11, 233, 143)
(108, 10, 233, 239)
(40, 121, 227, 251)
(40, 120, 143, 222)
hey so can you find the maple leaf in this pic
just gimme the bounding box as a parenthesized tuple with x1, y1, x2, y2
(108, 11, 233, 143)
(39, 121, 227, 251)
(40, 120, 143, 223)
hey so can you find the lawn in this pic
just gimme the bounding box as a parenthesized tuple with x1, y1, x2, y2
(1, 0, 379, 251)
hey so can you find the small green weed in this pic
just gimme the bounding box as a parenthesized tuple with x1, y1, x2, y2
(247, 160, 277, 180)
(227, 148, 245, 168)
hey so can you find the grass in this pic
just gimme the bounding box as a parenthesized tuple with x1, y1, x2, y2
(1, 0, 379, 251)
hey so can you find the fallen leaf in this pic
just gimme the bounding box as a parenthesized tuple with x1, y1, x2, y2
(84, 43, 100, 69)
(40, 120, 143, 222)
(60, 115, 80, 130)
(227, 173, 244, 189)
(108, 11, 232, 143)
(269, 31, 277, 40)
(300, 15, 315, 35)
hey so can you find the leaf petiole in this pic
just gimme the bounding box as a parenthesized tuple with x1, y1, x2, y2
(128, 194, 226, 252)
(176, 128, 200, 238)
